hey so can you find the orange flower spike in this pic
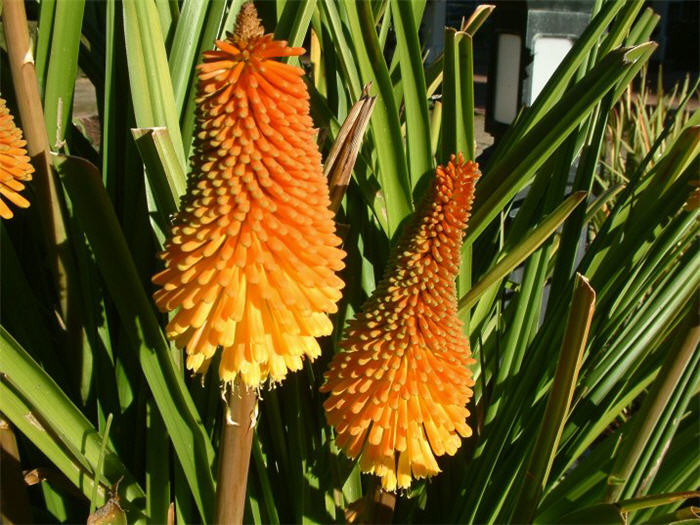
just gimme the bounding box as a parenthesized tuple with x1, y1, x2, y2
(0, 97, 34, 219)
(152, 3, 345, 388)
(321, 154, 481, 491)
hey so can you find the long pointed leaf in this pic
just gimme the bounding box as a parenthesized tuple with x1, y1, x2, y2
(54, 155, 215, 523)
(459, 191, 587, 312)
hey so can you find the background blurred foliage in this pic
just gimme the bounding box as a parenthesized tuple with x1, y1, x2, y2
(0, 0, 698, 523)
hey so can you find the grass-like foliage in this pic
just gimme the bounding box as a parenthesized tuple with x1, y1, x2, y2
(0, 0, 697, 523)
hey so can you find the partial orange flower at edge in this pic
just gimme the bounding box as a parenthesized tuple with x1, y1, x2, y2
(152, 3, 346, 389)
(0, 96, 34, 219)
(321, 154, 481, 491)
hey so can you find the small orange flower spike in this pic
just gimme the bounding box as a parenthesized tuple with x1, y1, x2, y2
(0, 97, 34, 219)
(321, 154, 480, 491)
(153, 3, 345, 388)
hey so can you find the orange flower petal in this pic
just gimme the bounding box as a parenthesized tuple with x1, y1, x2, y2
(321, 154, 480, 490)
(153, 3, 345, 388)
(0, 97, 34, 219)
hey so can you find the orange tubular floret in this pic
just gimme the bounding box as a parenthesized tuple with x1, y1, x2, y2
(0, 97, 34, 219)
(153, 3, 345, 388)
(321, 154, 481, 491)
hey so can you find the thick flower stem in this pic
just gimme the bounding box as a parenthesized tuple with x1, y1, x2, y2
(214, 381, 258, 525)
(368, 480, 396, 524)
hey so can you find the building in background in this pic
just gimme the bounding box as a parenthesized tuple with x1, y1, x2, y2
(422, 0, 699, 135)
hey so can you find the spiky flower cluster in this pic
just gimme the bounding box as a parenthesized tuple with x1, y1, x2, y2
(153, 4, 345, 388)
(321, 154, 480, 491)
(0, 97, 33, 219)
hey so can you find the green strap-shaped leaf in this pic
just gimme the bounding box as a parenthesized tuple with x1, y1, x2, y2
(468, 44, 656, 246)
(132, 127, 187, 225)
(122, 0, 186, 170)
(34, 0, 56, 97)
(513, 275, 596, 523)
(169, 0, 210, 114)
(42, 0, 85, 149)
(459, 191, 587, 313)
(54, 154, 215, 523)
(391, 0, 432, 189)
(0, 327, 146, 520)
(275, 0, 316, 49)
(344, 0, 412, 236)
(605, 303, 700, 502)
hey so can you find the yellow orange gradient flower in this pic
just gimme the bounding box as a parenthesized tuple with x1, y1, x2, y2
(153, 3, 345, 388)
(321, 154, 480, 491)
(0, 97, 34, 219)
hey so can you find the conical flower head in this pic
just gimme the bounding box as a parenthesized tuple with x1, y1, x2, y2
(321, 154, 480, 491)
(153, 3, 345, 388)
(0, 97, 33, 219)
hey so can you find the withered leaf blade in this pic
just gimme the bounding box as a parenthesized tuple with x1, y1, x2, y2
(325, 83, 377, 213)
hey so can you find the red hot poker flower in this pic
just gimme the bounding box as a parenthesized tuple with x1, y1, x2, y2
(321, 154, 480, 491)
(153, 4, 345, 388)
(0, 97, 34, 219)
